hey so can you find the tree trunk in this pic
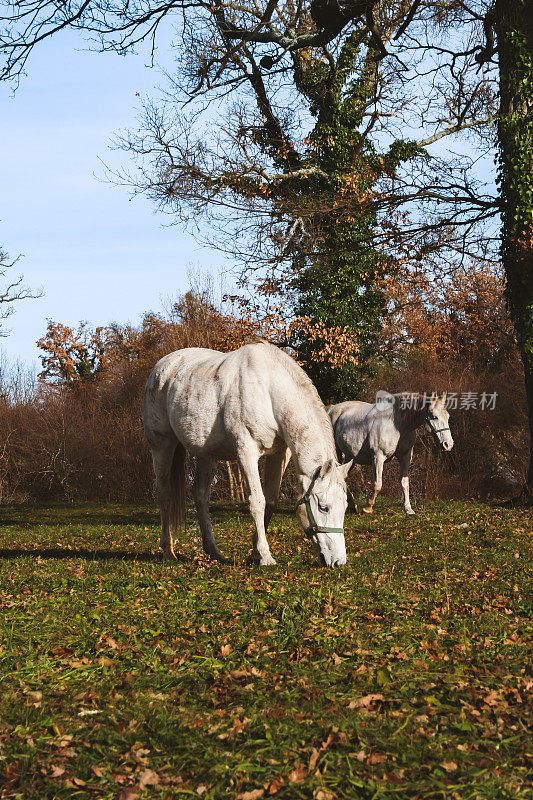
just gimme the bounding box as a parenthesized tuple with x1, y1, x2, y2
(495, 0, 533, 500)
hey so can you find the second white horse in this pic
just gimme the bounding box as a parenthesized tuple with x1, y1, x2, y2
(329, 393, 453, 514)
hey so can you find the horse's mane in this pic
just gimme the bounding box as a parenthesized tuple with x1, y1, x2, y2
(393, 392, 445, 427)
(394, 392, 427, 408)
(249, 339, 336, 454)
(393, 392, 443, 407)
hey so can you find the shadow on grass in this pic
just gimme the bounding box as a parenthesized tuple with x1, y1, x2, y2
(0, 547, 189, 563)
(0, 502, 304, 530)
(0, 511, 158, 528)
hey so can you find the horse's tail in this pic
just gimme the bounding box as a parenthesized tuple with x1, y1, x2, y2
(170, 442, 187, 530)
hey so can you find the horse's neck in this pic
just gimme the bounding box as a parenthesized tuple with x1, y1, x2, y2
(397, 402, 427, 432)
(279, 396, 336, 479)
(293, 428, 336, 478)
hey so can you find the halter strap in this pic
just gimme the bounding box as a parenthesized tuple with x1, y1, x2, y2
(295, 472, 345, 538)
(426, 413, 450, 443)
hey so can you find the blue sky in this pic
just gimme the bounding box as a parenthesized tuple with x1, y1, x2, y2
(1, 28, 225, 369)
(1, 27, 497, 372)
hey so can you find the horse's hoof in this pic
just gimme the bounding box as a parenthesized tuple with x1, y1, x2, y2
(405, 508, 416, 515)
(247, 553, 276, 566)
(206, 551, 227, 564)
(160, 548, 177, 560)
(362, 506, 373, 515)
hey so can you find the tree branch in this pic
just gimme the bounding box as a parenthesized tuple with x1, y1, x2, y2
(417, 114, 498, 146)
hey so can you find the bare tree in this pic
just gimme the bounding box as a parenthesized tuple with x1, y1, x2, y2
(1, 3, 498, 264)
(0, 249, 41, 335)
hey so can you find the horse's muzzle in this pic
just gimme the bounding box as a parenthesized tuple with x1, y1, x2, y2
(319, 550, 346, 568)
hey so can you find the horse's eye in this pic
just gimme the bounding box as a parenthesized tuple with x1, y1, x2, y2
(318, 502, 329, 513)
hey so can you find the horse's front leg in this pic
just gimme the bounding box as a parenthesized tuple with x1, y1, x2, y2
(398, 449, 415, 514)
(238, 444, 276, 566)
(363, 450, 385, 514)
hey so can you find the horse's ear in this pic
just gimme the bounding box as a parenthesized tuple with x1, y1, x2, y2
(319, 459, 335, 479)
(340, 460, 353, 479)
(441, 391, 447, 404)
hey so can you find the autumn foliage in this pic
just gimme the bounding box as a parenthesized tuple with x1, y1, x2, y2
(0, 263, 528, 503)
(0, 291, 262, 502)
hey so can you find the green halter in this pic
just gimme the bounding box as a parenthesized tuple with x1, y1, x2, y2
(426, 413, 451, 445)
(295, 472, 345, 539)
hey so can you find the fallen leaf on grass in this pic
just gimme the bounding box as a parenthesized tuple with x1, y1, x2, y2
(65, 778, 86, 787)
(49, 646, 74, 657)
(130, 744, 151, 765)
(483, 690, 507, 708)
(229, 669, 249, 679)
(97, 634, 119, 650)
(67, 658, 92, 668)
(138, 769, 160, 788)
(118, 789, 139, 800)
(385, 770, 406, 785)
(50, 765, 65, 778)
(309, 747, 320, 771)
(367, 753, 388, 766)
(288, 762, 307, 783)
(25, 690, 43, 702)
(348, 693, 384, 709)
(237, 790, 264, 800)
(441, 761, 458, 772)
(313, 789, 336, 800)
(220, 644, 231, 657)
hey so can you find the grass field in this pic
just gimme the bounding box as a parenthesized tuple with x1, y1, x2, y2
(0, 498, 531, 800)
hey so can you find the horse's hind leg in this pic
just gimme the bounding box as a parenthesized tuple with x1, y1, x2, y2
(238, 444, 276, 566)
(363, 450, 385, 514)
(263, 447, 291, 531)
(151, 436, 179, 558)
(193, 458, 226, 563)
(347, 463, 363, 511)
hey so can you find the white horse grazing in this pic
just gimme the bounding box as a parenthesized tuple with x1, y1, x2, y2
(143, 340, 352, 567)
(328, 393, 453, 515)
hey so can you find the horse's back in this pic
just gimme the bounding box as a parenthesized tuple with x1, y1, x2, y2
(143, 348, 226, 442)
(146, 348, 225, 390)
(143, 343, 302, 459)
(327, 401, 373, 463)
(329, 401, 373, 427)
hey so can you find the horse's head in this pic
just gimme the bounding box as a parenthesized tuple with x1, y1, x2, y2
(425, 393, 454, 451)
(296, 459, 352, 568)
